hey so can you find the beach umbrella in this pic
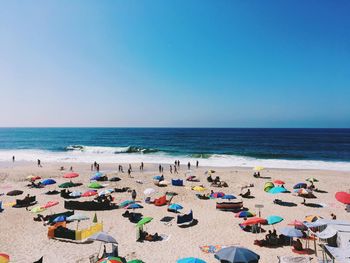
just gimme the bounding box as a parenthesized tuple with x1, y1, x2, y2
(42, 201, 59, 209)
(41, 179, 56, 185)
(82, 190, 97, 197)
(235, 211, 255, 218)
(268, 186, 288, 194)
(143, 188, 156, 196)
(88, 182, 103, 189)
(69, 191, 82, 197)
(288, 220, 304, 227)
(168, 203, 183, 211)
(241, 217, 267, 226)
(264, 182, 274, 192)
(335, 192, 350, 204)
(53, 215, 66, 223)
(192, 186, 206, 192)
(88, 231, 118, 244)
(211, 192, 225, 198)
(31, 206, 45, 213)
(266, 215, 284, 225)
(304, 215, 322, 223)
(99, 189, 113, 196)
(273, 180, 285, 185)
(153, 175, 162, 180)
(27, 175, 41, 181)
(109, 177, 121, 182)
(306, 178, 318, 183)
(293, 183, 307, 189)
(136, 217, 153, 227)
(67, 214, 89, 221)
(295, 188, 311, 195)
(6, 190, 23, 196)
(63, 172, 79, 179)
(205, 170, 216, 175)
(253, 166, 264, 171)
(0, 253, 9, 263)
(127, 260, 144, 263)
(221, 194, 236, 200)
(94, 172, 103, 177)
(97, 257, 123, 263)
(59, 182, 75, 188)
(127, 203, 143, 209)
(91, 174, 103, 181)
(214, 246, 260, 263)
(279, 227, 303, 238)
(119, 200, 134, 208)
(177, 258, 206, 263)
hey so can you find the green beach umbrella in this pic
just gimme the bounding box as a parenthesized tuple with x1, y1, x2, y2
(127, 260, 144, 263)
(136, 217, 153, 227)
(59, 182, 75, 188)
(88, 182, 103, 189)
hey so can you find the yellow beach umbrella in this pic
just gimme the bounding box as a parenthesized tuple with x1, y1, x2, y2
(304, 215, 322, 223)
(192, 186, 207, 192)
(254, 166, 264, 171)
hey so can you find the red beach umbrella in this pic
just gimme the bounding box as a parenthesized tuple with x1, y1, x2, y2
(335, 192, 350, 204)
(42, 201, 59, 209)
(241, 217, 267, 226)
(288, 220, 304, 227)
(63, 172, 79, 179)
(274, 180, 285, 185)
(82, 190, 97, 197)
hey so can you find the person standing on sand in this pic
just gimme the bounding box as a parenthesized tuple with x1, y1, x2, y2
(174, 165, 178, 174)
(91, 164, 93, 171)
(170, 165, 172, 174)
(96, 164, 100, 172)
(12, 156, 15, 162)
(140, 162, 144, 171)
(178, 160, 180, 169)
(128, 168, 132, 178)
(174, 160, 177, 167)
(131, 189, 137, 201)
(129, 164, 132, 172)
(187, 162, 191, 170)
(159, 164, 162, 173)
(196, 160, 199, 168)
(37, 159, 42, 167)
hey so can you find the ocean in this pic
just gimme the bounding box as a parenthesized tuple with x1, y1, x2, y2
(0, 128, 350, 170)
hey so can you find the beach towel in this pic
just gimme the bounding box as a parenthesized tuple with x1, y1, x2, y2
(200, 245, 225, 254)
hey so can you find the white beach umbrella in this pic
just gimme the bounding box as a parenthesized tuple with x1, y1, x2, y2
(144, 188, 156, 196)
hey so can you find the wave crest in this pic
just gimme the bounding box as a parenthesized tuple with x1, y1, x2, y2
(65, 145, 158, 154)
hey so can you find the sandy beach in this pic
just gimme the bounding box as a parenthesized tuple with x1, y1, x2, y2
(1, 161, 349, 263)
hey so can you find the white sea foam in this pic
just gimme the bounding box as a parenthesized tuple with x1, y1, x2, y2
(1, 149, 350, 171)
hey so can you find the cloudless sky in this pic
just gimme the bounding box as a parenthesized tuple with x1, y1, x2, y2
(0, 0, 349, 127)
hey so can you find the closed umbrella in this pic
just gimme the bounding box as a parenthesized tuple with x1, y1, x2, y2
(214, 246, 260, 263)
(63, 172, 79, 178)
(88, 232, 118, 244)
(41, 179, 56, 185)
(266, 215, 284, 225)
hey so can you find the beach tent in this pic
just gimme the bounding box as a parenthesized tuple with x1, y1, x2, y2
(268, 186, 288, 194)
(214, 246, 260, 263)
(264, 182, 274, 192)
(171, 179, 183, 186)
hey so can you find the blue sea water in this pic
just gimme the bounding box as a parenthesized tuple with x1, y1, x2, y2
(0, 128, 349, 170)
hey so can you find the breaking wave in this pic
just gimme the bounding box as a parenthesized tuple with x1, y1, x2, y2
(65, 145, 159, 154)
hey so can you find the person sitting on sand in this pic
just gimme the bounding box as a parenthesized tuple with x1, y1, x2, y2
(331, 213, 337, 220)
(293, 239, 303, 251)
(207, 175, 213, 182)
(265, 230, 272, 241)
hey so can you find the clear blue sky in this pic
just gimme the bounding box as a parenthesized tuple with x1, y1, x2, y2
(0, 0, 349, 127)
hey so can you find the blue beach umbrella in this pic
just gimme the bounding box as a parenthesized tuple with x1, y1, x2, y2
(153, 175, 162, 180)
(119, 200, 134, 208)
(53, 215, 67, 223)
(214, 246, 260, 263)
(268, 186, 288, 194)
(293, 183, 307, 189)
(127, 203, 143, 209)
(41, 179, 56, 185)
(279, 227, 303, 238)
(177, 258, 207, 263)
(266, 215, 284, 225)
(221, 194, 236, 200)
(168, 203, 183, 211)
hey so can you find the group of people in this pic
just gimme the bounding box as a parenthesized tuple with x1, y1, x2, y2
(91, 162, 100, 172)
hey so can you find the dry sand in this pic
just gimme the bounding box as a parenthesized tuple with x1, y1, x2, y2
(0, 161, 349, 263)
